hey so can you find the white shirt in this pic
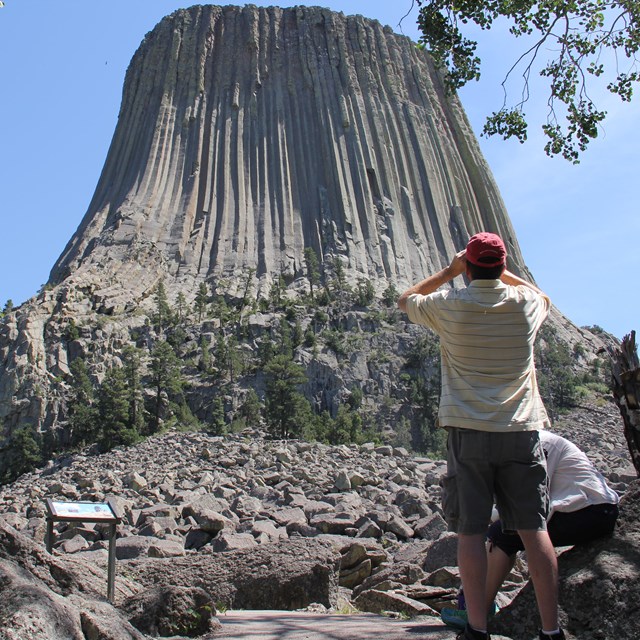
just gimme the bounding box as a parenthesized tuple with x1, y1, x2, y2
(541, 430, 620, 516)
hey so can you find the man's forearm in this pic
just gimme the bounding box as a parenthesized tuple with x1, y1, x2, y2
(500, 270, 545, 296)
(397, 266, 456, 312)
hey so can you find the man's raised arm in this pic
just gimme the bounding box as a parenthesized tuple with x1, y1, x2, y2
(397, 250, 467, 312)
(500, 270, 550, 307)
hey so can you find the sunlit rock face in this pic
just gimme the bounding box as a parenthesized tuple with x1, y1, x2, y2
(50, 4, 524, 307)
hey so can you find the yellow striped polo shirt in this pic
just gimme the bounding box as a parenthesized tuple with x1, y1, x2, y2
(406, 280, 551, 432)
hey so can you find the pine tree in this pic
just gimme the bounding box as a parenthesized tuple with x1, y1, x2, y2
(149, 340, 183, 432)
(304, 247, 321, 300)
(98, 366, 140, 450)
(269, 272, 287, 309)
(240, 389, 262, 426)
(175, 292, 189, 323)
(199, 334, 211, 372)
(353, 278, 375, 307)
(225, 335, 246, 383)
(292, 319, 303, 351)
(264, 354, 310, 439)
(152, 280, 173, 334)
(208, 396, 227, 436)
(214, 333, 229, 380)
(382, 284, 399, 307)
(211, 295, 233, 324)
(0, 425, 41, 482)
(2, 299, 14, 316)
(239, 267, 256, 313)
(122, 346, 145, 434)
(68, 358, 99, 447)
(64, 318, 80, 342)
(278, 316, 294, 359)
(195, 282, 209, 321)
(330, 256, 349, 299)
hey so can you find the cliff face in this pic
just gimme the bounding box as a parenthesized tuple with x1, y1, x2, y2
(50, 4, 523, 307)
(0, 5, 606, 468)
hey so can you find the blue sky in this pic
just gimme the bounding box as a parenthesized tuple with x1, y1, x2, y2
(1, 1, 638, 339)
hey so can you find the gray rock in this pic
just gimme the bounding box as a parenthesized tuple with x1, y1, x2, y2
(340, 542, 369, 570)
(189, 507, 232, 534)
(184, 528, 214, 551)
(210, 532, 257, 552)
(57, 534, 90, 554)
(356, 517, 383, 539)
(148, 539, 185, 558)
(267, 507, 307, 529)
(334, 469, 352, 492)
(0, 397, 632, 631)
(422, 532, 459, 572)
(339, 559, 372, 589)
(126, 538, 341, 610)
(414, 513, 448, 540)
(353, 589, 438, 616)
(121, 585, 220, 637)
(123, 472, 147, 492)
(353, 562, 425, 598)
(251, 520, 287, 542)
(386, 515, 414, 540)
(310, 513, 358, 535)
(0, 519, 145, 640)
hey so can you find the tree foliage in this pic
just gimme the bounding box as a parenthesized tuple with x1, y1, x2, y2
(264, 354, 312, 439)
(304, 247, 321, 300)
(535, 325, 583, 417)
(0, 424, 41, 483)
(416, 0, 640, 161)
(149, 340, 184, 432)
(403, 332, 446, 456)
(122, 346, 145, 434)
(68, 358, 99, 447)
(97, 366, 141, 450)
(195, 283, 209, 321)
(152, 280, 173, 333)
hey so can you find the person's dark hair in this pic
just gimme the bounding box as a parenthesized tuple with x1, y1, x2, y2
(467, 258, 505, 280)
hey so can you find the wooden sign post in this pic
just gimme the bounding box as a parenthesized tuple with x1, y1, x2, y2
(45, 498, 122, 602)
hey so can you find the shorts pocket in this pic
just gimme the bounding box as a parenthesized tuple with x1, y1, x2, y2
(440, 474, 459, 526)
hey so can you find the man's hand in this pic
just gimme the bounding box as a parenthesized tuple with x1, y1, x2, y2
(448, 250, 467, 278)
(397, 250, 466, 312)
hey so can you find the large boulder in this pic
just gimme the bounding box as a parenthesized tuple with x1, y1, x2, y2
(121, 585, 221, 637)
(125, 537, 341, 610)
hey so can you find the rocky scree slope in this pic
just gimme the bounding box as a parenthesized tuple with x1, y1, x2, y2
(0, 399, 636, 639)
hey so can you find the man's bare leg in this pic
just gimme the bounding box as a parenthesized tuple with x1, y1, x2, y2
(518, 529, 559, 631)
(486, 543, 516, 609)
(458, 533, 489, 631)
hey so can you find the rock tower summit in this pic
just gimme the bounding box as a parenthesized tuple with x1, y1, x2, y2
(51, 4, 524, 308)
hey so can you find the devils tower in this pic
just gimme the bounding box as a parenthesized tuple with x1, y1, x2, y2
(50, 4, 525, 307)
(0, 5, 605, 478)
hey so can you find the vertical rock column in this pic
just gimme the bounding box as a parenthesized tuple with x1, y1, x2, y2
(50, 5, 524, 302)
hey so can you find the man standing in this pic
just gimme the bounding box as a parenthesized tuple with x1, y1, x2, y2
(398, 232, 564, 640)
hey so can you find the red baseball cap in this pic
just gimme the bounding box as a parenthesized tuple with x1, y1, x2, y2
(466, 232, 507, 267)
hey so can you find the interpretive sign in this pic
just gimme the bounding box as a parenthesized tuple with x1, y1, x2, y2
(46, 499, 120, 521)
(45, 498, 121, 602)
